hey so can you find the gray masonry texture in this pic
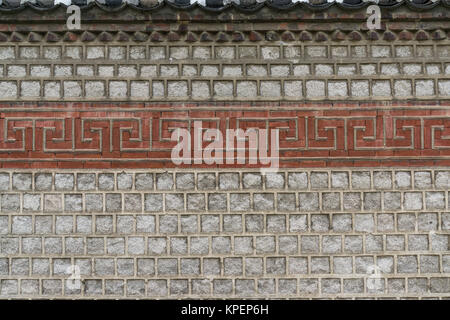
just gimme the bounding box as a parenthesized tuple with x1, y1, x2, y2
(1, 2, 450, 300)
(0, 43, 449, 101)
(0, 169, 449, 299)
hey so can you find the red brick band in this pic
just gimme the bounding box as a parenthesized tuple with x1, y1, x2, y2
(0, 104, 449, 168)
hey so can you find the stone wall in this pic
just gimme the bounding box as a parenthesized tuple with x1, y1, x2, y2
(0, 2, 449, 299)
(0, 42, 449, 101)
(1, 169, 449, 298)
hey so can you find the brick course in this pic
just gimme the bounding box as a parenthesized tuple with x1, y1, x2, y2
(0, 103, 448, 168)
(0, 43, 449, 101)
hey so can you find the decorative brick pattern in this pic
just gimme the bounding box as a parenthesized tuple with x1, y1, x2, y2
(0, 104, 449, 168)
(0, 169, 449, 298)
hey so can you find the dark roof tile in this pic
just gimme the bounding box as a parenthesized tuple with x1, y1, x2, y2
(0, 0, 447, 12)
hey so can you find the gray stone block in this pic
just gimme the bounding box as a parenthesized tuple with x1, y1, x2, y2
(135, 173, 153, 190)
(266, 257, 286, 275)
(414, 171, 432, 189)
(54, 173, 74, 191)
(310, 172, 328, 189)
(384, 192, 401, 210)
(1, 194, 20, 212)
(343, 192, 361, 211)
(366, 234, 383, 253)
(179, 215, 198, 233)
(137, 258, 155, 276)
(322, 192, 341, 211)
(279, 236, 298, 255)
(277, 193, 296, 211)
(0, 173, 10, 191)
(420, 255, 440, 273)
(85, 193, 103, 213)
(435, 171, 450, 189)
(56, 216, 73, 234)
(333, 256, 353, 274)
(105, 280, 124, 296)
(42, 280, 61, 296)
(12, 216, 32, 234)
(332, 214, 352, 232)
(117, 173, 133, 190)
(243, 173, 262, 189)
(223, 257, 242, 276)
(203, 258, 220, 276)
(148, 280, 167, 297)
(321, 278, 341, 294)
(77, 173, 96, 191)
(12, 173, 32, 191)
(192, 279, 210, 295)
(425, 192, 445, 209)
(84, 279, 103, 296)
(234, 237, 253, 255)
(301, 236, 320, 253)
(187, 193, 205, 211)
(418, 213, 438, 231)
(397, 255, 418, 273)
(219, 173, 239, 190)
(95, 216, 113, 234)
(355, 214, 374, 233)
(323, 235, 342, 254)
(264, 215, 284, 234)
(197, 173, 216, 190)
(176, 173, 195, 190)
(253, 193, 274, 211)
(170, 237, 187, 255)
(373, 171, 392, 189)
(311, 214, 330, 232)
(148, 237, 167, 255)
(288, 172, 308, 189)
(363, 192, 381, 211)
(212, 236, 231, 254)
(159, 215, 178, 234)
(343, 279, 364, 294)
(124, 193, 142, 212)
(386, 235, 405, 251)
(344, 235, 363, 254)
(65, 194, 82, 212)
(351, 171, 371, 189)
(299, 192, 319, 211)
(278, 279, 297, 295)
(76, 216, 92, 234)
(377, 214, 394, 232)
(156, 173, 174, 190)
(213, 279, 233, 295)
(395, 171, 411, 189)
(245, 257, 263, 276)
(331, 172, 349, 189)
(105, 193, 122, 212)
(289, 214, 307, 232)
(230, 193, 250, 212)
(201, 215, 220, 233)
(127, 237, 145, 255)
(208, 193, 227, 211)
(165, 193, 184, 212)
(144, 193, 163, 212)
(222, 215, 241, 233)
(98, 173, 115, 191)
(23, 193, 41, 212)
(266, 173, 285, 189)
(403, 192, 423, 210)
